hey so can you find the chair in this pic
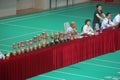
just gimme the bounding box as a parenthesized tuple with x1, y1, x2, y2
(64, 22, 70, 32)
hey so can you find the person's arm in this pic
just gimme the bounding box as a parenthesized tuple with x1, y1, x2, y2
(102, 13, 105, 18)
(96, 14, 104, 20)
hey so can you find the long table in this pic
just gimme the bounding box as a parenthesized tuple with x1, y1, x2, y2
(0, 28, 120, 80)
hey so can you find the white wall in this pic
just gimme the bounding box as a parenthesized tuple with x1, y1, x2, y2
(35, 0, 50, 10)
(16, 0, 34, 10)
(74, 0, 90, 4)
(0, 0, 16, 17)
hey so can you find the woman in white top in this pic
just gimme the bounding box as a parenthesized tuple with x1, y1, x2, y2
(82, 19, 94, 35)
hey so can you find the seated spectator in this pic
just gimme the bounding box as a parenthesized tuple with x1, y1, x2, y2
(66, 21, 77, 33)
(81, 19, 94, 35)
(101, 13, 115, 29)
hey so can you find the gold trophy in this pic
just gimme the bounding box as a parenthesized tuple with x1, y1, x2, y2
(41, 32, 47, 48)
(25, 40, 29, 53)
(64, 33, 67, 42)
(46, 33, 50, 46)
(38, 43, 41, 49)
(17, 42, 22, 55)
(29, 39, 33, 51)
(59, 32, 64, 43)
(12, 43, 17, 55)
(34, 44, 38, 50)
(37, 35, 41, 43)
(54, 32, 59, 44)
(21, 42, 25, 54)
(50, 32, 55, 45)
(6, 52, 11, 59)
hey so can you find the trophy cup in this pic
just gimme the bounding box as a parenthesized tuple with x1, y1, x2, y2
(33, 44, 38, 50)
(64, 32, 67, 42)
(21, 42, 25, 54)
(6, 52, 11, 59)
(37, 35, 41, 44)
(33, 36, 37, 43)
(25, 40, 29, 53)
(41, 32, 47, 48)
(17, 42, 22, 55)
(59, 32, 64, 43)
(38, 43, 41, 49)
(29, 39, 33, 51)
(49, 32, 55, 45)
(54, 33, 59, 44)
(67, 32, 71, 41)
(46, 33, 50, 47)
(12, 43, 17, 55)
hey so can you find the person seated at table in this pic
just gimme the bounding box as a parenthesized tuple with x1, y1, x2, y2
(113, 12, 120, 28)
(81, 19, 94, 35)
(101, 13, 115, 29)
(0, 51, 5, 60)
(66, 21, 77, 33)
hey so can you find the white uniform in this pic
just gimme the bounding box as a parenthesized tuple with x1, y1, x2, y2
(0, 51, 5, 60)
(113, 14, 120, 24)
(82, 25, 93, 35)
(66, 27, 74, 33)
(101, 18, 114, 29)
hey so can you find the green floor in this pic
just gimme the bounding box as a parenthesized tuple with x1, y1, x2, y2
(0, 1, 120, 80)
(27, 50, 120, 80)
(0, 2, 120, 54)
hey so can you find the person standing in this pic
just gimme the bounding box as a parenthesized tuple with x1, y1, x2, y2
(93, 4, 105, 30)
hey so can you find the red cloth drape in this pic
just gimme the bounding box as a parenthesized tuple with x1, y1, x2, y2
(0, 28, 120, 80)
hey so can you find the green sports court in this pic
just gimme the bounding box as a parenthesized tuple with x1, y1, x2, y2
(0, 0, 120, 80)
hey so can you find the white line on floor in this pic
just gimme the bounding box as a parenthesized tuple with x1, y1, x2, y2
(54, 71, 101, 80)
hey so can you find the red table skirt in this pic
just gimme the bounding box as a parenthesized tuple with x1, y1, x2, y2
(0, 28, 120, 80)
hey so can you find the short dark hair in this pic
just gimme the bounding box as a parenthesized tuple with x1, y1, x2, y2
(85, 19, 91, 24)
(106, 12, 111, 17)
(96, 4, 101, 8)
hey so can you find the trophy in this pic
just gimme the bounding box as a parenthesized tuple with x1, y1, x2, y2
(54, 32, 59, 44)
(59, 32, 64, 43)
(46, 33, 50, 46)
(6, 52, 11, 59)
(49, 32, 55, 45)
(21, 42, 25, 54)
(12, 43, 17, 55)
(64, 32, 67, 42)
(67, 32, 71, 41)
(37, 35, 41, 44)
(41, 32, 47, 48)
(38, 43, 41, 49)
(17, 49, 21, 55)
(33, 44, 38, 50)
(33, 36, 37, 43)
(25, 40, 29, 53)
(17, 42, 22, 55)
(29, 39, 33, 51)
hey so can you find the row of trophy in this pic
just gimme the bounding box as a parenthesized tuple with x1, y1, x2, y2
(6, 30, 78, 58)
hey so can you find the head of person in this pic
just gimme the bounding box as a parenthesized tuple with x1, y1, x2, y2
(96, 4, 102, 11)
(85, 19, 91, 26)
(70, 21, 76, 28)
(106, 13, 111, 19)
